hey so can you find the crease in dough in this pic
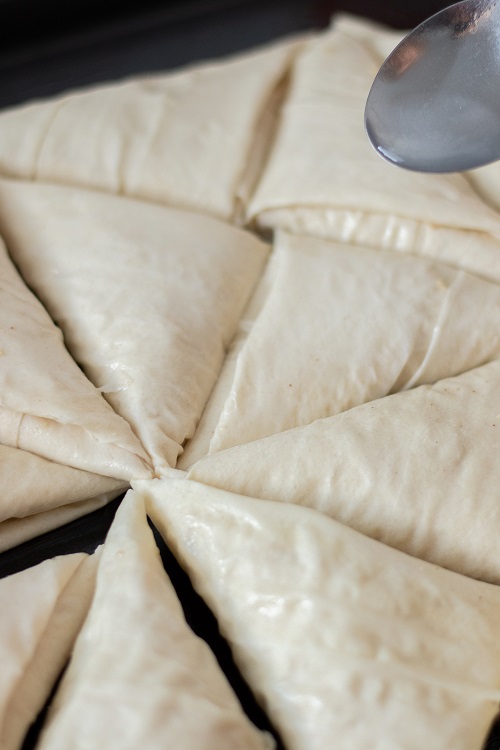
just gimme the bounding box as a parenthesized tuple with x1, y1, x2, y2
(37, 491, 275, 750)
(0, 440, 125, 527)
(205, 231, 500, 454)
(0, 234, 152, 480)
(0, 179, 269, 474)
(0, 495, 115, 554)
(0, 441, 126, 554)
(178, 247, 279, 469)
(139, 477, 500, 750)
(32, 98, 69, 182)
(188, 360, 500, 584)
(246, 17, 500, 282)
(0, 550, 99, 750)
(0, 36, 305, 221)
(233, 64, 297, 224)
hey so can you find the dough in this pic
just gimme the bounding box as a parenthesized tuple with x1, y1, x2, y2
(0, 443, 125, 551)
(0, 37, 304, 221)
(247, 16, 500, 283)
(189, 360, 500, 583)
(141, 477, 500, 750)
(0, 180, 269, 473)
(37, 491, 274, 750)
(202, 231, 500, 453)
(0, 495, 114, 554)
(0, 235, 151, 480)
(0, 551, 99, 750)
(0, 444, 125, 524)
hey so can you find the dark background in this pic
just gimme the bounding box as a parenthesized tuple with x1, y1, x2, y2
(0, 0, 455, 108)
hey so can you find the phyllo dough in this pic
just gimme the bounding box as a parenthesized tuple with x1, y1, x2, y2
(188, 360, 500, 584)
(191, 231, 500, 454)
(0, 36, 304, 222)
(247, 15, 500, 283)
(0, 550, 99, 750)
(0, 235, 151, 481)
(0, 180, 270, 473)
(37, 491, 274, 750)
(141, 477, 500, 750)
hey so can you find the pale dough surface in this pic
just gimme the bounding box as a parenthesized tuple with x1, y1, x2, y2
(0, 179, 269, 473)
(141, 477, 500, 750)
(205, 231, 500, 453)
(0, 551, 98, 750)
(37, 491, 274, 750)
(247, 16, 500, 282)
(0, 443, 125, 552)
(189, 361, 500, 584)
(0, 37, 304, 221)
(0, 496, 115, 554)
(0, 235, 151, 480)
(0, 444, 125, 522)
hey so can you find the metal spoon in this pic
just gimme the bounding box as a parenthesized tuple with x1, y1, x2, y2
(365, 0, 500, 173)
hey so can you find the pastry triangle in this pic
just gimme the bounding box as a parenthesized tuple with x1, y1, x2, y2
(0, 550, 99, 750)
(0, 495, 113, 554)
(0, 180, 269, 473)
(37, 491, 274, 750)
(141, 477, 500, 750)
(247, 16, 500, 283)
(196, 231, 500, 453)
(0, 444, 125, 552)
(188, 360, 500, 584)
(0, 235, 150, 480)
(0, 37, 303, 221)
(0, 444, 125, 524)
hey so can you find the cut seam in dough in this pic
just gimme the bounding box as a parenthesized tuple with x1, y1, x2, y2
(139, 476, 500, 750)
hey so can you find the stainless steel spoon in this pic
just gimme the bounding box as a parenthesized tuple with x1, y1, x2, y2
(365, 0, 500, 172)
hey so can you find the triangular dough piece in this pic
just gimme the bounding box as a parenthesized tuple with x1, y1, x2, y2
(195, 231, 500, 453)
(0, 180, 269, 473)
(0, 444, 125, 552)
(0, 234, 151, 481)
(0, 444, 126, 523)
(0, 495, 112, 554)
(0, 37, 303, 221)
(327, 12, 405, 59)
(247, 15, 500, 283)
(467, 162, 500, 214)
(188, 360, 500, 584)
(0, 550, 99, 750)
(141, 477, 500, 750)
(37, 491, 274, 750)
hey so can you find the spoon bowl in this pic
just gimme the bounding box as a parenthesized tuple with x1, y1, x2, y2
(365, 0, 500, 173)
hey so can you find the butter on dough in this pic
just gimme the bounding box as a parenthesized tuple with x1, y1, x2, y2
(247, 17, 500, 283)
(141, 477, 500, 750)
(0, 37, 304, 222)
(0, 551, 99, 750)
(37, 491, 275, 750)
(0, 180, 269, 474)
(202, 231, 500, 453)
(189, 360, 500, 584)
(0, 236, 151, 481)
